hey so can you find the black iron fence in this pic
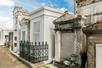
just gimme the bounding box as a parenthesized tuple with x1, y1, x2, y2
(19, 41, 48, 63)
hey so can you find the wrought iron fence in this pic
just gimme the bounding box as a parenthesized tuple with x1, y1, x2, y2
(19, 41, 48, 63)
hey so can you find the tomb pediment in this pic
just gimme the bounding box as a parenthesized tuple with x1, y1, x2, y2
(54, 14, 82, 31)
(20, 18, 30, 26)
(83, 21, 102, 34)
(54, 12, 75, 24)
(13, 7, 30, 17)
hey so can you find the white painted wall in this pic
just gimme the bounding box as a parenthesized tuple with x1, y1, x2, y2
(30, 7, 63, 60)
(30, 16, 44, 42)
(0, 29, 10, 45)
(13, 6, 63, 60)
(44, 8, 63, 60)
(13, 12, 30, 53)
(55, 31, 61, 61)
(44, 15, 58, 59)
(20, 25, 28, 41)
(0, 29, 4, 45)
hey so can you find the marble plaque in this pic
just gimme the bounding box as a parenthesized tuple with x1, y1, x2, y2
(96, 44, 102, 68)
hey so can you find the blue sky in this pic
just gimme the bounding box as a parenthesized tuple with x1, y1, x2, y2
(0, 0, 74, 29)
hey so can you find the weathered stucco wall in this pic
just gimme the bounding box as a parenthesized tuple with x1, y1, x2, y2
(61, 32, 74, 59)
(79, 1, 102, 25)
(80, 1, 102, 15)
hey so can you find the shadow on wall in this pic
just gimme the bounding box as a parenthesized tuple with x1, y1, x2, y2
(50, 27, 55, 58)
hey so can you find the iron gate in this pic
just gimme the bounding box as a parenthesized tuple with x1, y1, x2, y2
(19, 41, 48, 63)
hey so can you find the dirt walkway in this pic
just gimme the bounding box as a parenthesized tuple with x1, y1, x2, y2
(0, 46, 29, 68)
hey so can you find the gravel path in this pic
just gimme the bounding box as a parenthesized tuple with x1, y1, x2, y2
(0, 46, 29, 68)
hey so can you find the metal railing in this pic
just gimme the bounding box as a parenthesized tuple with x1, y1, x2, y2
(19, 41, 48, 63)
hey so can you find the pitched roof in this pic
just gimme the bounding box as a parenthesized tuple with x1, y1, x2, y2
(13, 7, 30, 16)
(53, 12, 75, 24)
(31, 6, 64, 15)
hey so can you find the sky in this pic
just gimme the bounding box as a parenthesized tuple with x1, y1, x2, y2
(0, 0, 74, 30)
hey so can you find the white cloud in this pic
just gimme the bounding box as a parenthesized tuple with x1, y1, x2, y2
(0, 14, 13, 29)
(41, 2, 46, 6)
(60, 8, 68, 11)
(0, 0, 14, 29)
(48, 0, 54, 7)
(64, 0, 73, 4)
(0, 0, 14, 7)
(69, 0, 74, 5)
